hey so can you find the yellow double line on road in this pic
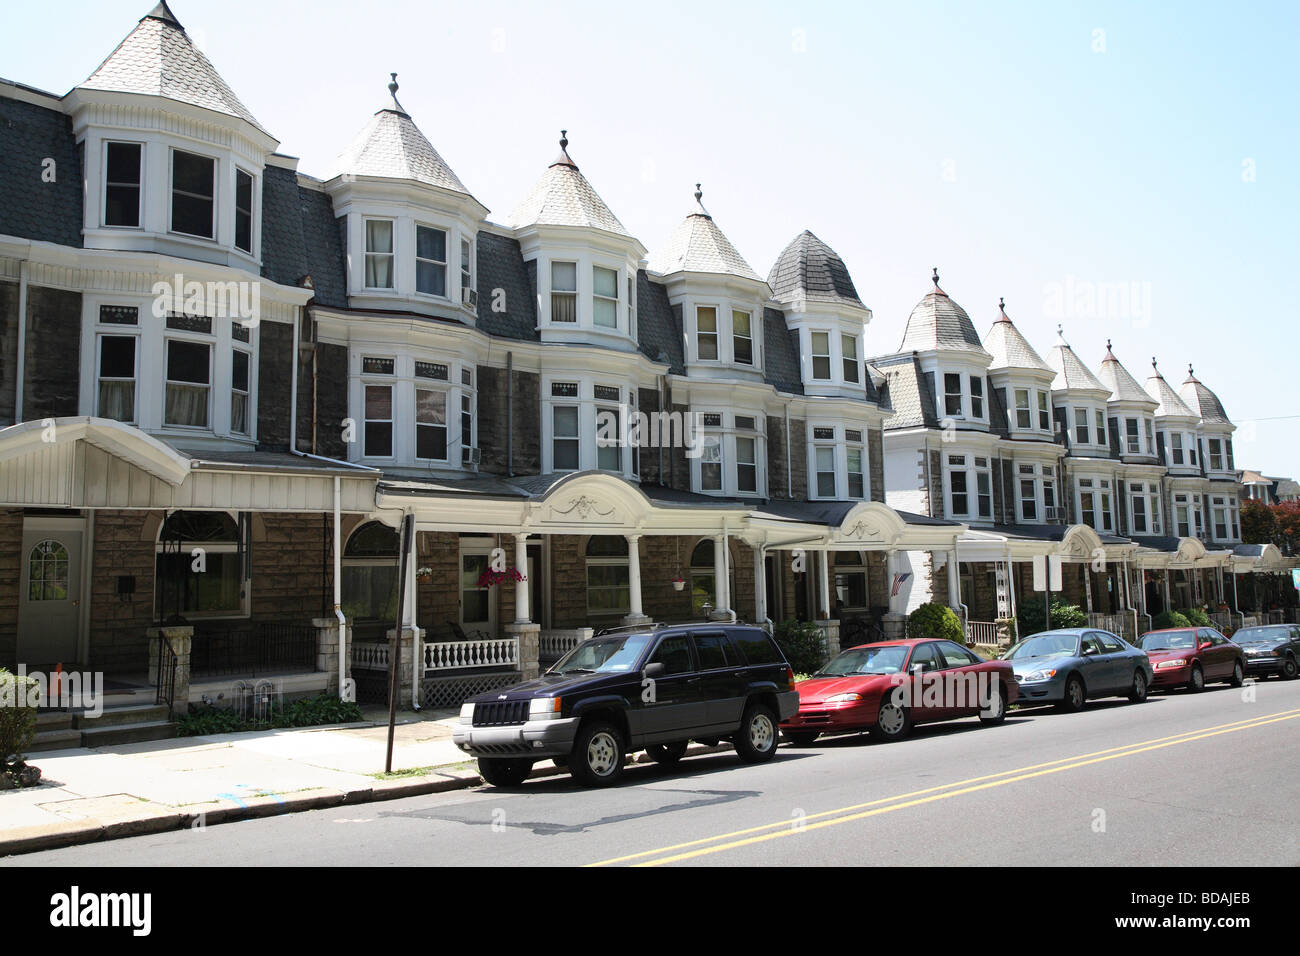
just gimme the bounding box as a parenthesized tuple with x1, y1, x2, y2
(587, 707, 1300, 867)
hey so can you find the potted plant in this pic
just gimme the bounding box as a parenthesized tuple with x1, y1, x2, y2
(416, 566, 433, 585)
(671, 575, 685, 591)
(476, 567, 524, 589)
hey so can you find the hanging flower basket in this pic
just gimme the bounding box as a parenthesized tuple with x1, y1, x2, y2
(477, 567, 524, 589)
(672, 576, 686, 592)
(416, 566, 433, 585)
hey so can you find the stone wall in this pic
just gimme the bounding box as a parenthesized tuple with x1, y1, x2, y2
(249, 514, 331, 621)
(477, 366, 541, 476)
(255, 318, 294, 449)
(23, 285, 81, 420)
(868, 428, 885, 502)
(928, 449, 944, 518)
(314, 341, 349, 458)
(0, 281, 18, 426)
(0, 510, 21, 664)
(88, 510, 158, 673)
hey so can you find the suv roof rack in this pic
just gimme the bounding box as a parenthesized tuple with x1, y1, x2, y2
(594, 618, 760, 637)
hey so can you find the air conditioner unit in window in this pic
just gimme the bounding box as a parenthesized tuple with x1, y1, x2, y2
(462, 447, 481, 467)
(462, 287, 478, 308)
(1044, 506, 1066, 523)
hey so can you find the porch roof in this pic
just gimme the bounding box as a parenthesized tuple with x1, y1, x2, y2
(957, 522, 1134, 563)
(1129, 534, 1233, 569)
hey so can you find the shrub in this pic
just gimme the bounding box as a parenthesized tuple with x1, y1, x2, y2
(1153, 610, 1192, 630)
(177, 693, 364, 737)
(1016, 599, 1087, 638)
(907, 603, 964, 643)
(773, 619, 828, 676)
(0, 668, 39, 764)
(1180, 607, 1211, 627)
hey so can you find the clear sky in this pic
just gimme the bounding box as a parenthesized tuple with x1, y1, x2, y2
(5, 1, 1298, 475)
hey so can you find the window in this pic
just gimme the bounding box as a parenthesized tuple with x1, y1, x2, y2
(365, 220, 395, 289)
(949, 455, 969, 516)
(97, 335, 136, 423)
(460, 368, 475, 466)
(1188, 437, 1197, 466)
(586, 536, 630, 614)
(1129, 482, 1162, 535)
(834, 551, 867, 609)
(1125, 418, 1140, 454)
(230, 348, 250, 435)
(1015, 389, 1031, 429)
(596, 402, 621, 471)
(690, 539, 721, 616)
(734, 310, 754, 365)
(593, 266, 618, 328)
(697, 306, 719, 360)
(1226, 439, 1234, 471)
(234, 169, 253, 253)
(975, 457, 991, 518)
(842, 334, 859, 383)
(27, 540, 69, 602)
(460, 238, 473, 296)
(816, 446, 836, 498)
(363, 385, 393, 457)
(693, 633, 733, 670)
(342, 521, 399, 623)
(552, 404, 579, 471)
(627, 276, 635, 330)
(700, 430, 722, 491)
(1080, 479, 1096, 529)
(1208, 438, 1223, 471)
(1038, 392, 1050, 431)
(1099, 480, 1113, 532)
(164, 340, 211, 427)
(415, 389, 448, 460)
(811, 332, 831, 380)
(847, 444, 864, 498)
(171, 149, 215, 238)
(1144, 419, 1155, 457)
(551, 262, 577, 322)
(1074, 408, 1090, 445)
(1095, 410, 1106, 447)
(1020, 466, 1038, 521)
(648, 636, 692, 673)
(104, 142, 141, 227)
(737, 435, 757, 493)
(414, 225, 447, 296)
(155, 511, 242, 617)
(945, 374, 963, 417)
(969, 375, 983, 418)
(1171, 431, 1184, 465)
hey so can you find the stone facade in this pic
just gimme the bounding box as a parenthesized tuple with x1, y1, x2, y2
(23, 285, 81, 420)
(0, 510, 21, 664)
(313, 341, 349, 458)
(0, 281, 17, 426)
(255, 318, 295, 449)
(477, 365, 541, 476)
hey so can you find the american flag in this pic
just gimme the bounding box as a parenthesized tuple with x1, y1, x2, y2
(891, 572, 912, 597)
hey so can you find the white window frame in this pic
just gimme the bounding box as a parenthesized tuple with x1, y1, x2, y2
(96, 332, 138, 424)
(163, 336, 213, 430)
(733, 309, 754, 366)
(230, 344, 252, 436)
(811, 331, 832, 380)
(169, 146, 218, 241)
(234, 166, 255, 255)
(414, 386, 450, 463)
(364, 218, 396, 290)
(842, 333, 859, 384)
(593, 265, 619, 329)
(415, 223, 448, 298)
(550, 260, 578, 323)
(103, 140, 144, 230)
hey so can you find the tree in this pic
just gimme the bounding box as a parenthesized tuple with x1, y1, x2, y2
(1273, 502, 1300, 555)
(1241, 499, 1276, 546)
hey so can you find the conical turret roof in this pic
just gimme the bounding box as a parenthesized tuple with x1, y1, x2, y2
(506, 132, 630, 237)
(1144, 359, 1197, 419)
(1045, 328, 1109, 394)
(1179, 365, 1232, 424)
(897, 269, 988, 356)
(647, 185, 761, 281)
(983, 299, 1051, 372)
(767, 230, 864, 308)
(1097, 341, 1157, 407)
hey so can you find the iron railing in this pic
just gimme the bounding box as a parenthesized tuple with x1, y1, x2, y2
(155, 635, 177, 719)
(190, 622, 317, 678)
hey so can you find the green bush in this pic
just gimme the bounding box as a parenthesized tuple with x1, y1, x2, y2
(178, 693, 364, 737)
(0, 668, 39, 764)
(1180, 607, 1211, 627)
(773, 619, 828, 676)
(907, 603, 964, 642)
(1154, 610, 1192, 630)
(1016, 599, 1087, 638)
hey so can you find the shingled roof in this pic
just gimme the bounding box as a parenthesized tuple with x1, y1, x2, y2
(1179, 365, 1232, 425)
(0, 93, 83, 248)
(78, 1, 268, 135)
(1097, 342, 1158, 407)
(506, 133, 629, 237)
(766, 230, 864, 309)
(983, 299, 1051, 373)
(1144, 359, 1197, 419)
(1045, 329, 1108, 394)
(647, 186, 761, 282)
(897, 271, 989, 356)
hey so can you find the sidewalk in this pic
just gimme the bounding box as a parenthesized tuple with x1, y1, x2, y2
(0, 707, 495, 857)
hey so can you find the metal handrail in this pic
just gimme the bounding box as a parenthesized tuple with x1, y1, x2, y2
(155, 636, 177, 720)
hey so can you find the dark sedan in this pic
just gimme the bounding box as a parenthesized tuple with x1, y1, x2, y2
(1232, 624, 1300, 680)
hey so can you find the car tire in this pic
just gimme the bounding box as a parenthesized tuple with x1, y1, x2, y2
(1057, 674, 1086, 713)
(1282, 656, 1298, 680)
(1228, 660, 1244, 687)
(786, 731, 821, 747)
(1127, 669, 1148, 703)
(477, 757, 533, 788)
(734, 702, 780, 763)
(568, 720, 626, 788)
(1187, 664, 1205, 693)
(978, 682, 1007, 725)
(646, 741, 688, 765)
(869, 692, 912, 741)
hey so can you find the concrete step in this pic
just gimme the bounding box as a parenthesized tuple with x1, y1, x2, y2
(36, 711, 75, 731)
(74, 704, 170, 729)
(80, 720, 177, 748)
(29, 728, 83, 753)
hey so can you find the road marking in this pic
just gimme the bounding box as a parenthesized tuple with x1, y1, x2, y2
(587, 707, 1300, 867)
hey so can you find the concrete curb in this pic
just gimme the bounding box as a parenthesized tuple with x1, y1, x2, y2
(0, 743, 737, 857)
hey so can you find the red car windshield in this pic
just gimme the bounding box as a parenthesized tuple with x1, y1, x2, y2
(1139, 630, 1197, 651)
(817, 645, 909, 677)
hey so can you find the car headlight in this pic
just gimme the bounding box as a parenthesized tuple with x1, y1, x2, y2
(1023, 669, 1057, 682)
(529, 696, 562, 719)
(1156, 659, 1187, 669)
(825, 693, 863, 703)
(459, 702, 475, 723)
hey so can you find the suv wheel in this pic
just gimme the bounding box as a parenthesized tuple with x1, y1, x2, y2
(477, 757, 533, 788)
(734, 702, 779, 763)
(647, 741, 688, 765)
(569, 721, 625, 787)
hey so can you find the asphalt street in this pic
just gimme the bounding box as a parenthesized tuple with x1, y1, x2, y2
(8, 677, 1299, 867)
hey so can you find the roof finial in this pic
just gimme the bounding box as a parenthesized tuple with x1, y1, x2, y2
(1152, 356, 1159, 372)
(388, 73, 398, 97)
(1188, 362, 1194, 376)
(1057, 323, 1063, 336)
(694, 183, 703, 203)
(1106, 338, 1112, 350)
(560, 129, 568, 150)
(932, 267, 940, 288)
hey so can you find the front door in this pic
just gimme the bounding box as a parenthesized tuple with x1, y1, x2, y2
(459, 540, 497, 637)
(17, 522, 84, 666)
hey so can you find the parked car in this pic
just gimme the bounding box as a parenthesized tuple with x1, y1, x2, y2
(780, 638, 1019, 744)
(1137, 627, 1245, 692)
(452, 623, 799, 787)
(1231, 624, 1300, 680)
(1002, 628, 1153, 711)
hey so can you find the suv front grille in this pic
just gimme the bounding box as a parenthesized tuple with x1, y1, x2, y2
(472, 700, 530, 726)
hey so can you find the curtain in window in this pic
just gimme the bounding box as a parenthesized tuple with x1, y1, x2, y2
(165, 384, 209, 427)
(98, 381, 135, 423)
(231, 393, 248, 434)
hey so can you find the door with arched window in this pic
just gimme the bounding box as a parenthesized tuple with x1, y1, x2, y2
(18, 520, 84, 665)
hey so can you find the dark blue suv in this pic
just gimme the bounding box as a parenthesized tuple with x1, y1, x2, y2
(453, 623, 799, 787)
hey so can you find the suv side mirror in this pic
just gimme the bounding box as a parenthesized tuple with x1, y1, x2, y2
(644, 662, 665, 679)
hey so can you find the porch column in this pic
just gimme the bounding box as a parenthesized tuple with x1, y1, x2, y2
(882, 550, 907, 638)
(622, 533, 650, 626)
(946, 549, 960, 616)
(710, 533, 731, 621)
(1163, 568, 1172, 610)
(514, 533, 531, 623)
(818, 548, 832, 618)
(753, 545, 767, 625)
(1083, 565, 1094, 613)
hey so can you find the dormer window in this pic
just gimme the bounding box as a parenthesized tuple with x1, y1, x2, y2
(733, 311, 753, 366)
(460, 239, 473, 298)
(104, 142, 142, 228)
(1015, 389, 1031, 429)
(697, 306, 719, 360)
(593, 266, 619, 328)
(551, 262, 577, 322)
(416, 225, 447, 296)
(1074, 408, 1090, 445)
(969, 375, 983, 417)
(171, 149, 216, 240)
(365, 220, 395, 289)
(812, 333, 832, 380)
(235, 169, 253, 254)
(842, 334, 859, 383)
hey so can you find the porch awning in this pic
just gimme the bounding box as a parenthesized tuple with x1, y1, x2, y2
(1130, 535, 1231, 569)
(1230, 542, 1288, 573)
(957, 522, 1134, 564)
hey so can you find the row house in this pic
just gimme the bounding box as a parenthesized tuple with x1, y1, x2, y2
(0, 2, 969, 714)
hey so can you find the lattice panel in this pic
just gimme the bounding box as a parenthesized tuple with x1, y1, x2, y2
(421, 672, 521, 710)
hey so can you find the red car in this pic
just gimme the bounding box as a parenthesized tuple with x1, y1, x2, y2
(781, 638, 1019, 744)
(1137, 627, 1245, 692)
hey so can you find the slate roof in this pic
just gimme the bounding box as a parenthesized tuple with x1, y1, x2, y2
(647, 188, 761, 282)
(897, 273, 989, 356)
(78, 2, 268, 135)
(1045, 330, 1108, 394)
(0, 93, 83, 248)
(329, 83, 471, 196)
(506, 135, 629, 237)
(763, 307, 805, 395)
(475, 232, 538, 341)
(636, 272, 683, 373)
(1143, 360, 1197, 419)
(1097, 342, 1158, 407)
(766, 230, 864, 309)
(983, 301, 1051, 372)
(1179, 365, 1232, 425)
(876, 354, 938, 430)
(257, 167, 347, 308)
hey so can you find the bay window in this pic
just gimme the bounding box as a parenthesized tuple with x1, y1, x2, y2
(700, 419, 723, 491)
(552, 387, 580, 471)
(235, 169, 253, 254)
(842, 334, 859, 383)
(230, 348, 250, 435)
(593, 266, 618, 328)
(969, 376, 983, 418)
(945, 374, 963, 417)
(104, 142, 142, 228)
(415, 389, 448, 461)
(365, 220, 395, 289)
(1128, 482, 1162, 535)
(811, 332, 831, 379)
(1038, 392, 1050, 431)
(734, 310, 753, 365)
(697, 307, 719, 360)
(1078, 478, 1114, 532)
(170, 149, 216, 239)
(1170, 431, 1184, 465)
(363, 384, 393, 457)
(945, 454, 991, 520)
(1095, 410, 1106, 447)
(97, 335, 136, 423)
(815, 444, 836, 498)
(1015, 389, 1031, 429)
(847, 430, 864, 498)
(551, 262, 577, 322)
(1208, 438, 1223, 471)
(1126, 418, 1140, 454)
(416, 225, 447, 296)
(737, 435, 757, 493)
(949, 456, 969, 516)
(596, 398, 621, 471)
(164, 339, 211, 427)
(1019, 465, 1038, 521)
(1074, 408, 1090, 445)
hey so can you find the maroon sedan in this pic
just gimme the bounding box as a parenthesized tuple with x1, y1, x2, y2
(1137, 627, 1245, 692)
(781, 638, 1019, 744)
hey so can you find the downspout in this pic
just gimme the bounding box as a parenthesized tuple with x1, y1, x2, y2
(16, 260, 28, 422)
(333, 475, 348, 701)
(506, 351, 514, 476)
(1121, 556, 1139, 640)
(289, 305, 300, 454)
(657, 374, 665, 485)
(311, 337, 319, 454)
(784, 403, 792, 498)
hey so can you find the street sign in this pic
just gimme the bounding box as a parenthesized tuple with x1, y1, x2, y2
(1032, 555, 1064, 592)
